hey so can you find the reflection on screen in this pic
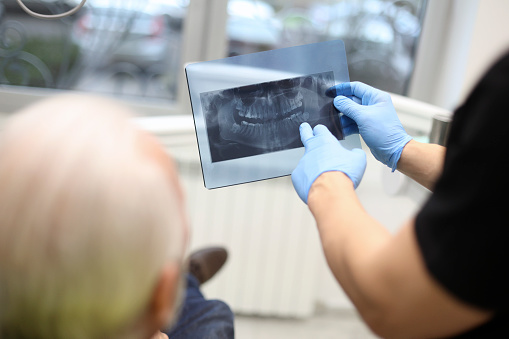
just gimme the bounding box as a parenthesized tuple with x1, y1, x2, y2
(200, 71, 343, 162)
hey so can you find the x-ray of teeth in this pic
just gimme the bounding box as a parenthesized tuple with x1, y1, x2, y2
(200, 71, 343, 163)
(186, 39, 357, 189)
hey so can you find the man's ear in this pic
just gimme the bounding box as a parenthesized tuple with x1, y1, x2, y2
(147, 262, 182, 332)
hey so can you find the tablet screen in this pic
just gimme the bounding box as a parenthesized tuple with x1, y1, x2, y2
(200, 71, 344, 163)
(186, 40, 361, 189)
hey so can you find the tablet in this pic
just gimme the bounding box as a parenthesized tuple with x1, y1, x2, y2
(185, 40, 361, 189)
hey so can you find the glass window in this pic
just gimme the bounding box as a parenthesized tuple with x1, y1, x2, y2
(0, 0, 188, 103)
(1, 0, 427, 115)
(225, 0, 427, 95)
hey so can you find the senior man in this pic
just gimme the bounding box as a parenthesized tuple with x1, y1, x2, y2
(0, 94, 233, 339)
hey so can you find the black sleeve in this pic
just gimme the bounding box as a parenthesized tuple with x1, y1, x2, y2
(415, 52, 509, 311)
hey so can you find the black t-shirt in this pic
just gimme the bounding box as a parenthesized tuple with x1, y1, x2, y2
(415, 51, 509, 338)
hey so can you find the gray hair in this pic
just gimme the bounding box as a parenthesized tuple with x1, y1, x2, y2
(0, 94, 187, 339)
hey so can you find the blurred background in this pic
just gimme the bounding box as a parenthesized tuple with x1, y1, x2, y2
(2, 1, 509, 338)
(2, 0, 507, 113)
(1, 0, 425, 103)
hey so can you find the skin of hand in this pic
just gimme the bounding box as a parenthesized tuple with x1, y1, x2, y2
(397, 139, 447, 191)
(327, 82, 412, 171)
(150, 331, 169, 339)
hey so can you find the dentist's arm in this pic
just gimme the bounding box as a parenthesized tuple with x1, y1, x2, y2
(291, 124, 492, 338)
(397, 139, 446, 191)
(330, 82, 445, 191)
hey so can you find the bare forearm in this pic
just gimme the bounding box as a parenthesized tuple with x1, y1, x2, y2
(397, 140, 446, 191)
(306, 171, 493, 338)
(307, 172, 391, 313)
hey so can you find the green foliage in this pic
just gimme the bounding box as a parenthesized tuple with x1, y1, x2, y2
(1, 37, 80, 88)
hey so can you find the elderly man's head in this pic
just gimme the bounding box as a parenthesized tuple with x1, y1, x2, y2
(0, 94, 188, 339)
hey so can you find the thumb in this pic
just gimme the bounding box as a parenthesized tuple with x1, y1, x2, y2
(340, 115, 359, 137)
(312, 124, 333, 137)
(334, 96, 363, 121)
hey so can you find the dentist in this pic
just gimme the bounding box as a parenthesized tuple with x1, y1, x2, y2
(291, 53, 509, 338)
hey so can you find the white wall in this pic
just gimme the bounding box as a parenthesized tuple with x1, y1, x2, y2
(409, 0, 509, 110)
(408, 0, 478, 110)
(460, 0, 509, 102)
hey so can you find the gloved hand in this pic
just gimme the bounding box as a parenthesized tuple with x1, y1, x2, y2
(291, 123, 366, 204)
(326, 82, 412, 171)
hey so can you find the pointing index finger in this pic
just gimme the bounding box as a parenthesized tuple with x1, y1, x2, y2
(299, 122, 314, 145)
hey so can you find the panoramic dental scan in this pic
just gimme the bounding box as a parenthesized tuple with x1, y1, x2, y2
(186, 40, 361, 189)
(200, 71, 343, 163)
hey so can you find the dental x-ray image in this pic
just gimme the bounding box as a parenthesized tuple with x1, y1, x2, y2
(200, 71, 343, 163)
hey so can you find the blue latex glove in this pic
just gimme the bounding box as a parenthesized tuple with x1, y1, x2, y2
(326, 82, 412, 171)
(291, 123, 366, 204)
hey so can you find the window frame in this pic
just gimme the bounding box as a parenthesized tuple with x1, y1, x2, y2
(0, 0, 229, 116)
(0, 0, 478, 118)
